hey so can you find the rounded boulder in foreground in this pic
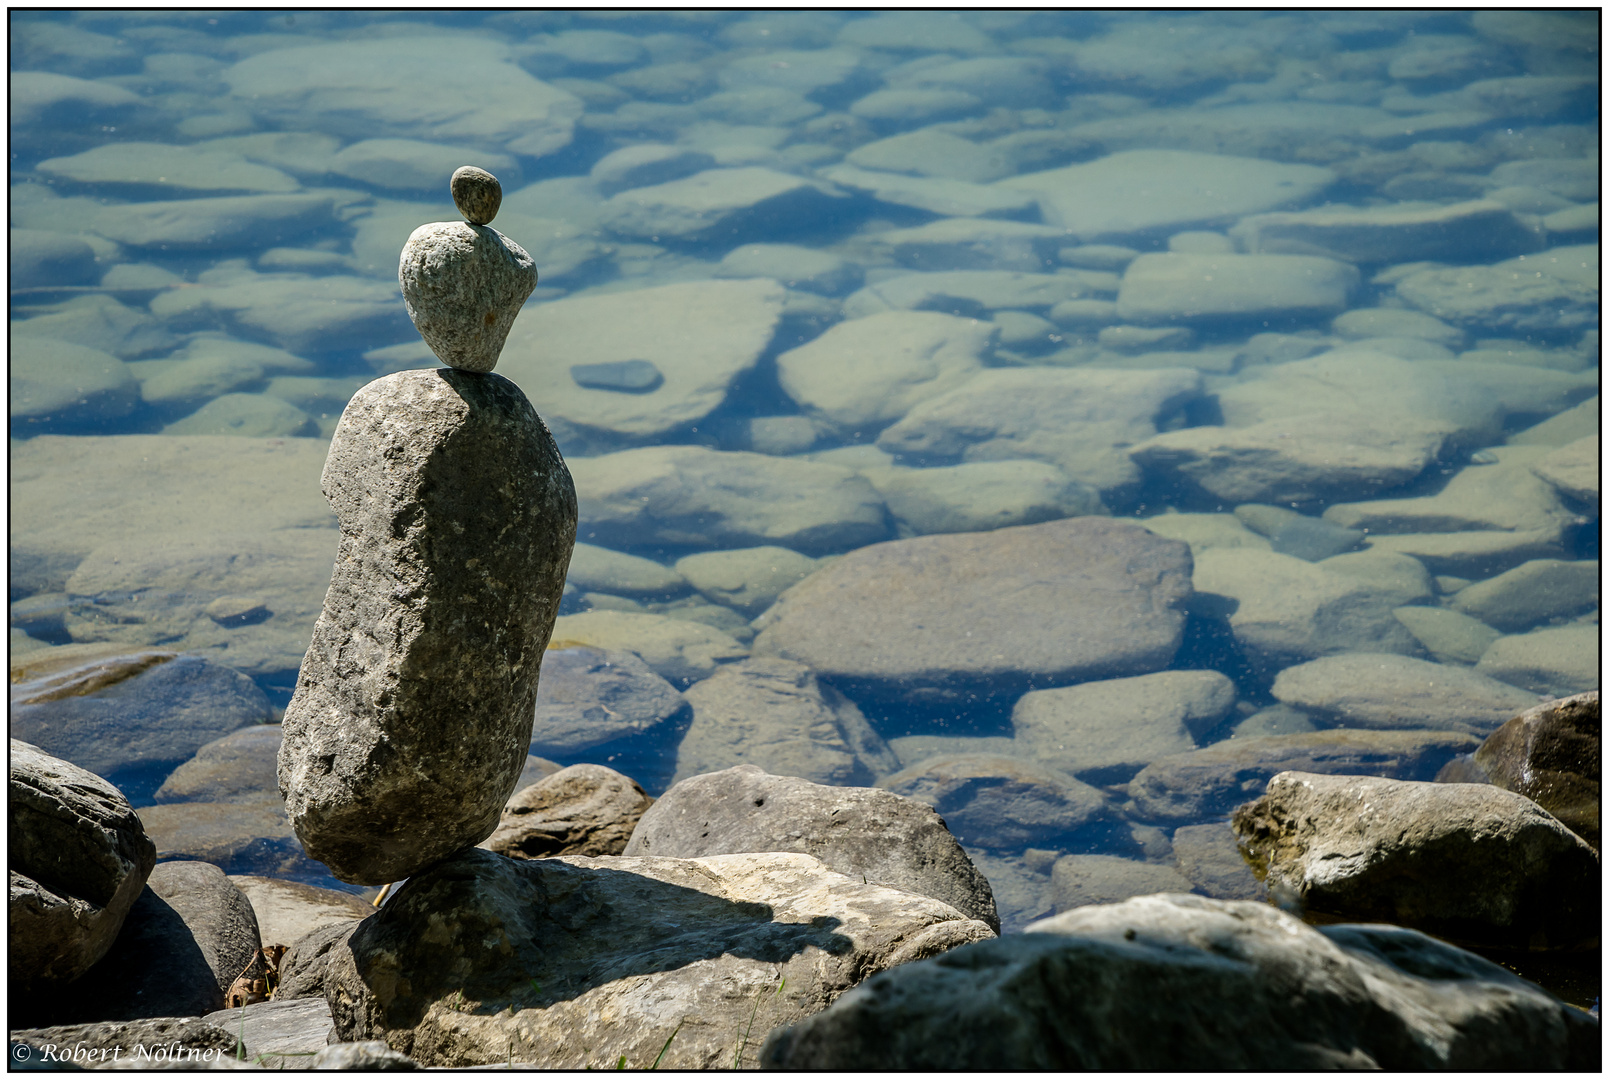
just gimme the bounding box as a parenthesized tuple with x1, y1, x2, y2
(751, 517, 1193, 705)
(399, 220, 537, 373)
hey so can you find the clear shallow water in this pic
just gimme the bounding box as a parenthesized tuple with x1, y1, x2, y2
(9, 10, 1600, 1005)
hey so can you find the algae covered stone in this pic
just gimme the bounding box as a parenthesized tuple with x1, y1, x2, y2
(279, 369, 576, 885)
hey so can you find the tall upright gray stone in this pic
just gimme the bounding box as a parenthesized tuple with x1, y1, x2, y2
(279, 369, 575, 884)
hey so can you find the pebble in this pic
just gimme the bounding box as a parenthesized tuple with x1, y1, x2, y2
(450, 163, 503, 224)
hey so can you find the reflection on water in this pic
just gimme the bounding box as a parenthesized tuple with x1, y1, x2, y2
(8, 9, 1600, 996)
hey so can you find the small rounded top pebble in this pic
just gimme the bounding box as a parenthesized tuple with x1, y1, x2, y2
(451, 165, 502, 226)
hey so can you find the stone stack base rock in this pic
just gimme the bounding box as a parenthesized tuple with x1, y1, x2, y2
(279, 368, 576, 885)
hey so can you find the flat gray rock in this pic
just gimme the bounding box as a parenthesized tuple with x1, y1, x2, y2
(1234, 504, 1366, 562)
(1130, 410, 1456, 506)
(777, 310, 991, 438)
(136, 796, 311, 881)
(37, 141, 301, 194)
(325, 848, 995, 1067)
(674, 657, 898, 787)
(280, 369, 575, 885)
(499, 279, 786, 446)
(149, 265, 412, 357)
(1394, 247, 1599, 333)
(761, 893, 1597, 1069)
(548, 611, 749, 688)
(1324, 446, 1576, 540)
(1128, 728, 1481, 823)
(589, 143, 713, 196)
(712, 241, 862, 294)
(1191, 548, 1425, 668)
(564, 543, 689, 600)
(1231, 199, 1545, 264)
(1235, 771, 1599, 949)
(11, 337, 138, 425)
(224, 37, 582, 156)
(823, 164, 1037, 219)
(997, 150, 1333, 241)
(10, 227, 99, 288)
(878, 218, 1069, 272)
(603, 166, 850, 243)
(1530, 435, 1598, 512)
(1011, 671, 1236, 784)
(61, 528, 339, 680)
(845, 129, 1013, 184)
(1476, 625, 1599, 697)
(1393, 606, 1503, 665)
(1169, 822, 1264, 900)
(842, 269, 1087, 319)
(625, 764, 998, 932)
(568, 445, 888, 554)
(331, 139, 515, 196)
(479, 763, 652, 860)
(673, 546, 818, 619)
(85, 193, 343, 251)
(877, 366, 1202, 495)
(1115, 252, 1358, 323)
(10, 741, 156, 993)
(1450, 557, 1599, 632)
(863, 460, 1103, 539)
(1271, 654, 1539, 737)
(753, 517, 1192, 705)
(1049, 854, 1193, 912)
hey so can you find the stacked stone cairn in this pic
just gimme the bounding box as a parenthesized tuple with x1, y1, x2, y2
(277, 167, 577, 884)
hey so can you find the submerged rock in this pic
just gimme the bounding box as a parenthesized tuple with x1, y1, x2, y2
(673, 657, 898, 786)
(1270, 653, 1540, 737)
(1233, 771, 1599, 950)
(876, 366, 1202, 496)
(877, 754, 1116, 852)
(1128, 729, 1481, 824)
(9, 647, 273, 794)
(326, 848, 995, 1067)
(279, 369, 575, 885)
(761, 893, 1598, 1069)
(752, 517, 1192, 706)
